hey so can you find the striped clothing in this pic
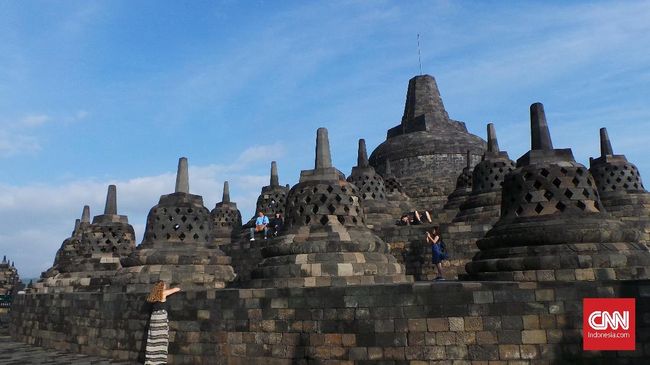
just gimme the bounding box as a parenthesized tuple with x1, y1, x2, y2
(145, 309, 169, 365)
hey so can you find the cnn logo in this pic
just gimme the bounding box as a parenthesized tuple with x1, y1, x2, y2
(583, 298, 635, 351)
(587, 310, 629, 330)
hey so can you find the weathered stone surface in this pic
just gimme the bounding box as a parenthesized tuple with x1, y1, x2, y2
(369, 75, 486, 213)
(7, 74, 650, 365)
(347, 139, 406, 228)
(34, 185, 136, 293)
(247, 161, 290, 224)
(114, 157, 235, 291)
(246, 128, 410, 288)
(439, 124, 515, 279)
(441, 150, 477, 221)
(211, 181, 242, 244)
(0, 256, 19, 296)
(9, 280, 650, 364)
(0, 332, 136, 364)
(466, 103, 650, 281)
(589, 127, 650, 244)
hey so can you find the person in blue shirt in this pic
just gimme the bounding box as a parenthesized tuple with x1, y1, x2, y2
(250, 211, 270, 241)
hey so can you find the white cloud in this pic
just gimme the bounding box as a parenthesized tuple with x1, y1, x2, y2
(0, 109, 89, 158)
(235, 143, 286, 166)
(0, 143, 285, 280)
(21, 114, 50, 127)
(0, 131, 40, 156)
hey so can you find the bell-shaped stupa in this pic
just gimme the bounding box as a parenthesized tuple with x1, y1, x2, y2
(35, 186, 136, 293)
(210, 181, 242, 244)
(589, 127, 650, 244)
(115, 157, 236, 291)
(0, 256, 20, 296)
(246, 128, 410, 288)
(369, 75, 485, 212)
(466, 103, 650, 281)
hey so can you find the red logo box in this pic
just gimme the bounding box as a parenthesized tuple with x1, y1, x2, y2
(583, 298, 635, 351)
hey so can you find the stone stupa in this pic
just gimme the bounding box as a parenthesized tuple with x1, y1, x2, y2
(0, 256, 20, 296)
(253, 161, 290, 218)
(589, 127, 650, 244)
(246, 128, 411, 288)
(439, 123, 515, 279)
(35, 185, 136, 293)
(347, 139, 402, 227)
(210, 181, 242, 245)
(370, 75, 486, 212)
(43, 205, 91, 279)
(466, 103, 650, 281)
(115, 157, 236, 291)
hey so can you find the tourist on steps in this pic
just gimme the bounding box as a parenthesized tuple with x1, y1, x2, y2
(250, 211, 269, 241)
(397, 210, 433, 225)
(426, 227, 448, 281)
(269, 212, 284, 236)
(145, 281, 181, 365)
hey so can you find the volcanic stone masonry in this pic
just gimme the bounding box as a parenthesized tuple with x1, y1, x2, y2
(114, 157, 236, 292)
(441, 149, 475, 219)
(369, 74, 486, 213)
(0, 256, 19, 296)
(439, 123, 516, 279)
(33, 185, 136, 293)
(589, 127, 650, 245)
(222, 161, 290, 284)
(247, 128, 410, 288)
(7, 74, 650, 364)
(347, 139, 405, 228)
(210, 180, 243, 245)
(466, 102, 650, 281)
(253, 161, 290, 219)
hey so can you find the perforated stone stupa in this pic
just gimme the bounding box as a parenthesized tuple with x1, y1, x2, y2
(210, 181, 242, 244)
(0, 256, 19, 296)
(369, 74, 486, 212)
(437, 124, 515, 279)
(115, 157, 235, 291)
(347, 139, 403, 227)
(589, 127, 650, 244)
(380, 159, 411, 206)
(247, 128, 410, 288)
(34, 186, 136, 293)
(41, 205, 90, 279)
(253, 161, 290, 218)
(453, 123, 515, 223)
(466, 103, 650, 281)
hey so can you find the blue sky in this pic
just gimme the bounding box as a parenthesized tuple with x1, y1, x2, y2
(1, 0, 649, 279)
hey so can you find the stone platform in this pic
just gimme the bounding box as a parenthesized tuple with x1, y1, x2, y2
(0, 332, 135, 364)
(9, 280, 650, 364)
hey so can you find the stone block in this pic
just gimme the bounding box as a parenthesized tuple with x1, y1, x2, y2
(522, 315, 539, 330)
(464, 317, 483, 331)
(408, 318, 428, 332)
(498, 344, 520, 360)
(449, 317, 465, 331)
(519, 344, 540, 359)
(427, 318, 450, 331)
(521, 330, 547, 344)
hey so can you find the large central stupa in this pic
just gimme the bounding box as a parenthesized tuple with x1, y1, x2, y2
(369, 75, 486, 212)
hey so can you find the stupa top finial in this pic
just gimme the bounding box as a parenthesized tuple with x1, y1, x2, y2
(104, 185, 117, 215)
(600, 127, 614, 157)
(175, 157, 189, 193)
(530, 103, 554, 150)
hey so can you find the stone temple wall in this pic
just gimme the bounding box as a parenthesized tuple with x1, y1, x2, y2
(10, 280, 650, 364)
